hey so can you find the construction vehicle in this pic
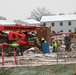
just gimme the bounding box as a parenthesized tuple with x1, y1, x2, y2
(0, 25, 51, 56)
(0, 25, 36, 56)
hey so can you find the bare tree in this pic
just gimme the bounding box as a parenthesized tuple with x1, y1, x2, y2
(30, 7, 51, 21)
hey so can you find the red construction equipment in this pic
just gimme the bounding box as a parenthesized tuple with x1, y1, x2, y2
(0, 25, 51, 56)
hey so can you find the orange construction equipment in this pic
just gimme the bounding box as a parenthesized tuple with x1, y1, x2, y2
(8, 32, 26, 40)
(8, 32, 19, 40)
(18, 33, 26, 40)
(0, 25, 36, 56)
(0, 25, 36, 41)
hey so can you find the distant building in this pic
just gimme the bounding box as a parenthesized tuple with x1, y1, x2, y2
(0, 16, 6, 20)
(40, 14, 76, 33)
(0, 20, 16, 26)
(14, 19, 41, 26)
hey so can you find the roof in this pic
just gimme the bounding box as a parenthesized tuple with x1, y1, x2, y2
(14, 19, 40, 25)
(40, 14, 76, 22)
(0, 20, 16, 26)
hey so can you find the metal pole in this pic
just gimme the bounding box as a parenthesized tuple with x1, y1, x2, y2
(56, 34, 58, 65)
(14, 50, 17, 65)
(2, 47, 4, 66)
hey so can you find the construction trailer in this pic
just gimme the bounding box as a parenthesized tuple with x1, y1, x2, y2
(36, 26, 51, 45)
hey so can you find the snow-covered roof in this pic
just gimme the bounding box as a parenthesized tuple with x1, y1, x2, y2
(40, 14, 76, 22)
(14, 19, 40, 25)
(0, 20, 16, 26)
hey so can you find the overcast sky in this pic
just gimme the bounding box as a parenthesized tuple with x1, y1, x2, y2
(0, 0, 76, 21)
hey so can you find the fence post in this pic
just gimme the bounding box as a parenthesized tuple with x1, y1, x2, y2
(14, 50, 17, 65)
(2, 47, 4, 66)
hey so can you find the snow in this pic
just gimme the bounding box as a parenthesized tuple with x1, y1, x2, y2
(0, 20, 16, 26)
(41, 14, 76, 22)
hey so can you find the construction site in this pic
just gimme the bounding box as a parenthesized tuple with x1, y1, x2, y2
(0, 23, 76, 67)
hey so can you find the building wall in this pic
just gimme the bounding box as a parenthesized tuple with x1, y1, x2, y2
(41, 20, 76, 33)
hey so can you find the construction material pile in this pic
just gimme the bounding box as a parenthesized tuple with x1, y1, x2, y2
(23, 47, 42, 55)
